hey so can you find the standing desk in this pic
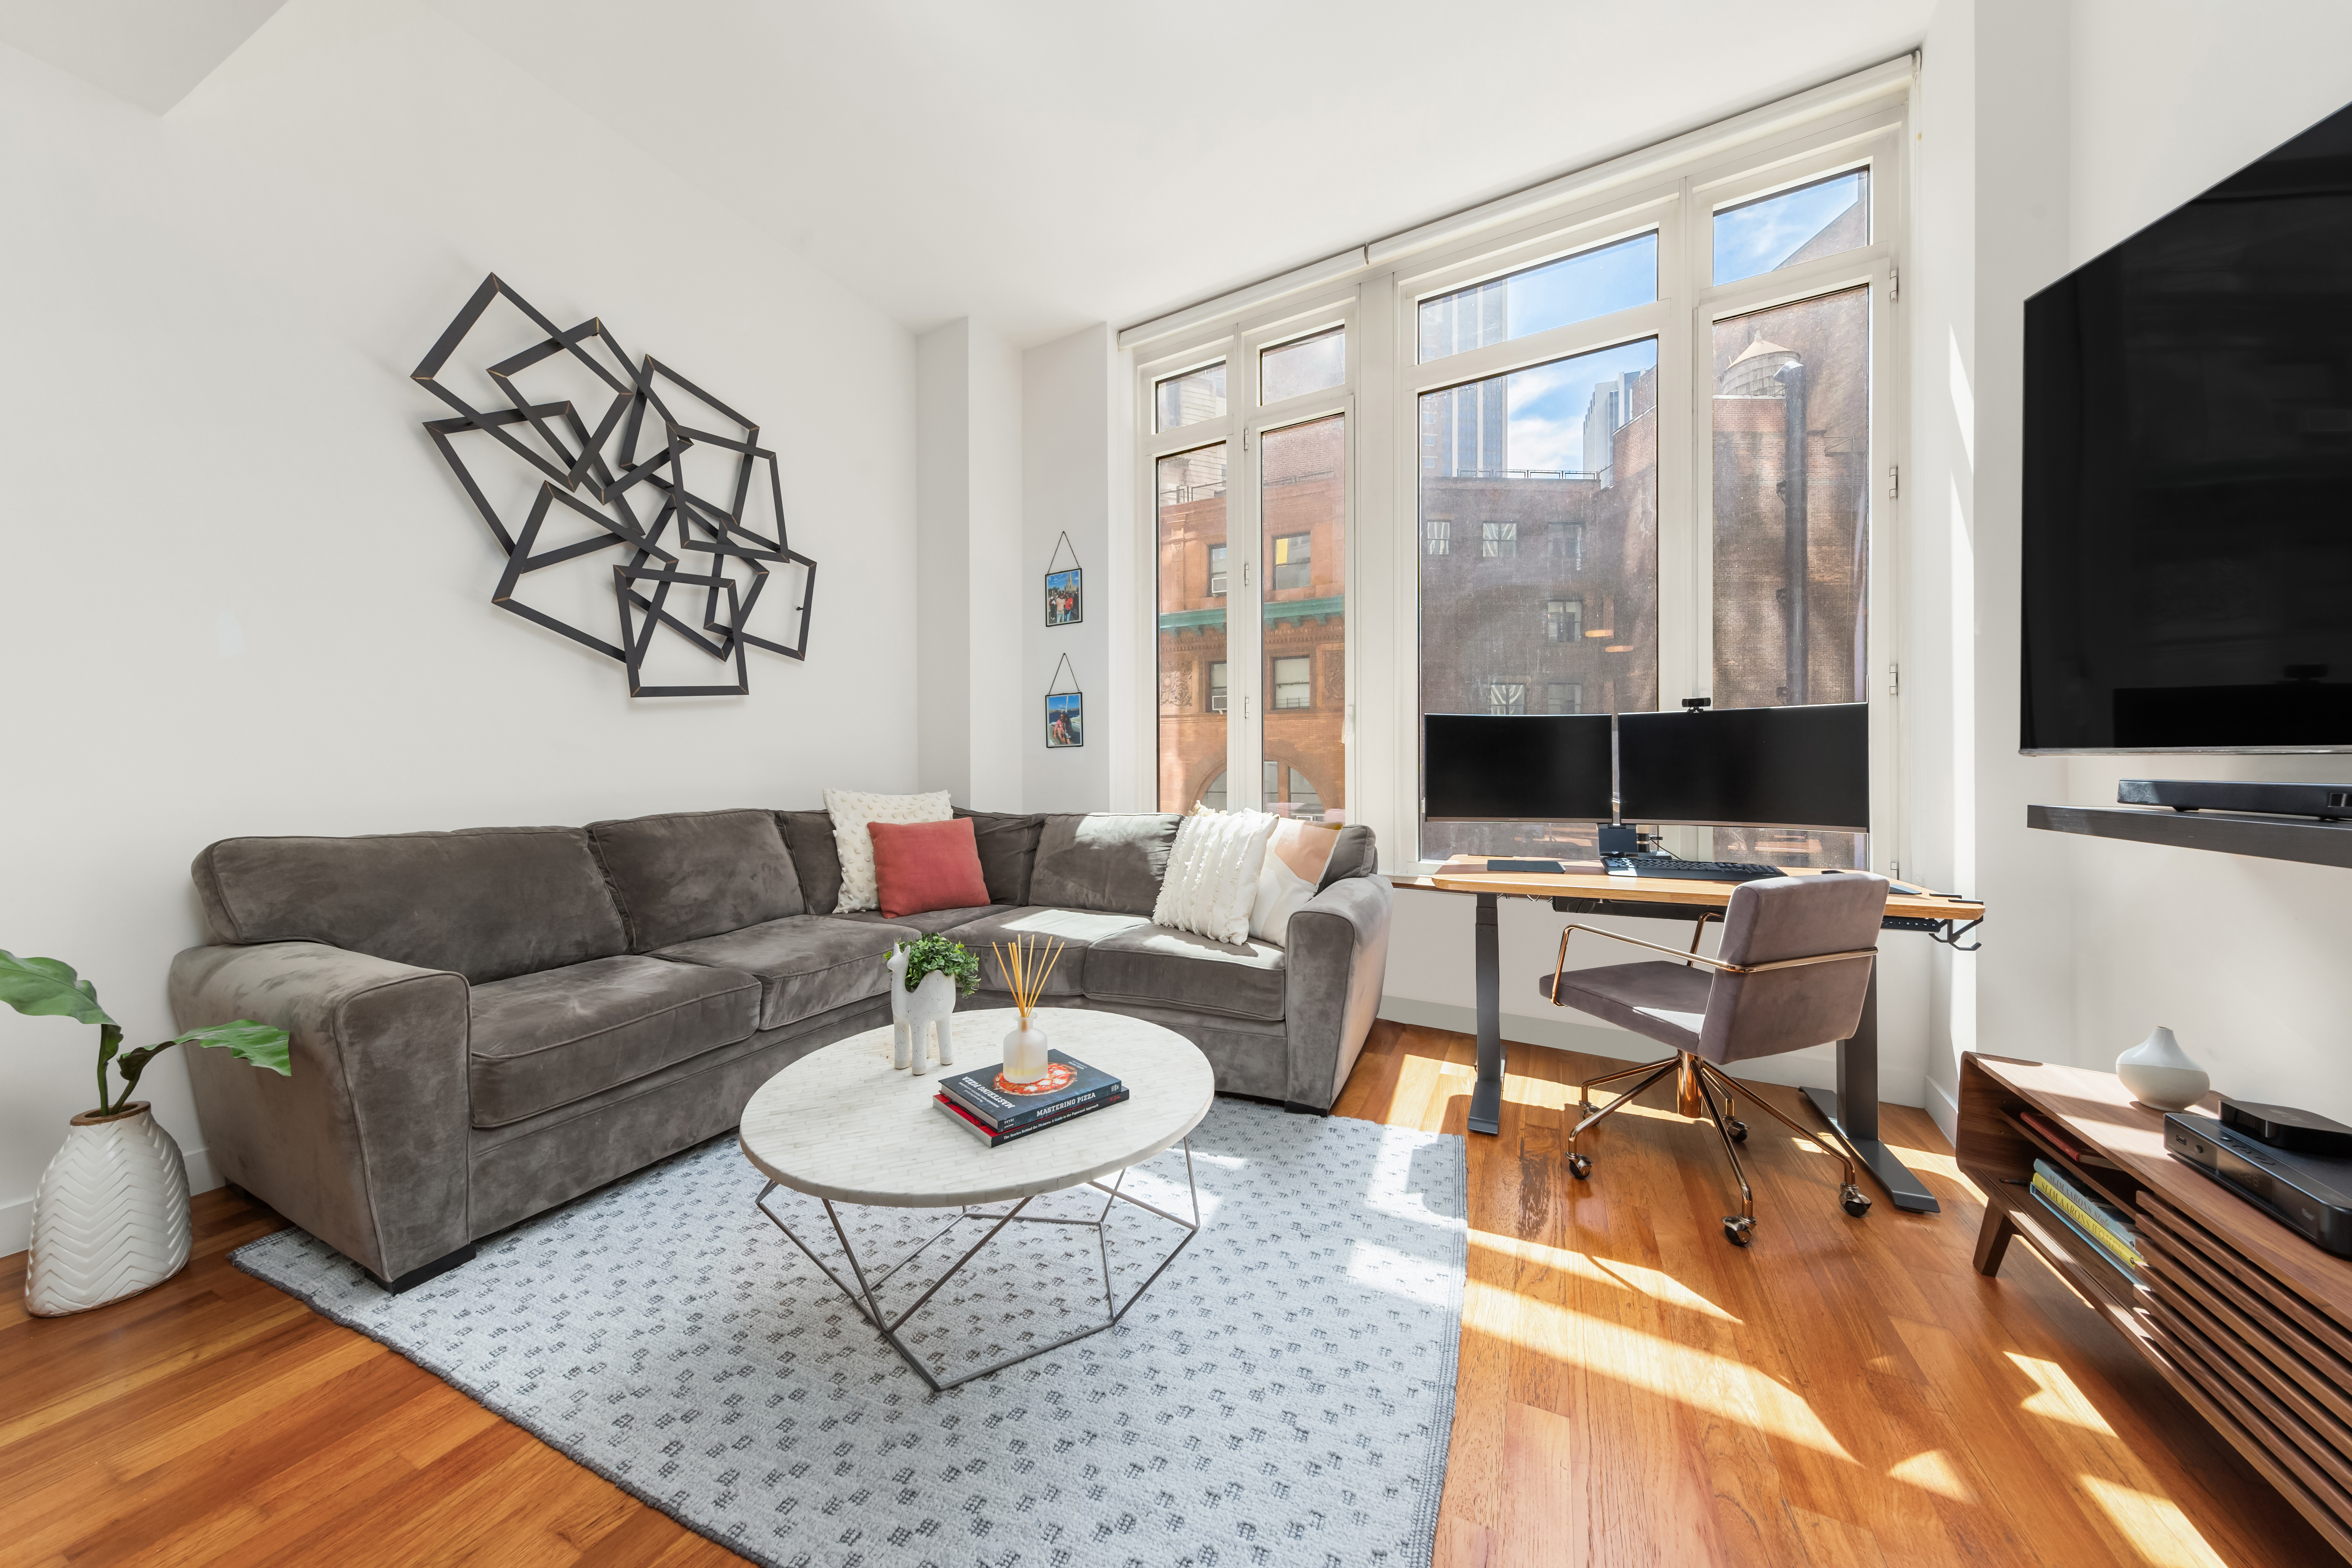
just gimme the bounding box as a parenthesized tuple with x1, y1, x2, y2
(1397, 858, 1987, 1214)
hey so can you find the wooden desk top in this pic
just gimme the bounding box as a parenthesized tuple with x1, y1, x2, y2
(1393, 855, 1986, 924)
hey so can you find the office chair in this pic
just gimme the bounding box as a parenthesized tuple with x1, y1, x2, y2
(1539, 872, 1889, 1246)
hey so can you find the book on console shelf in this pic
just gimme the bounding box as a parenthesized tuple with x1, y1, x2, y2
(938, 1051, 1124, 1130)
(2029, 1158, 2144, 1273)
(934, 1088, 1130, 1146)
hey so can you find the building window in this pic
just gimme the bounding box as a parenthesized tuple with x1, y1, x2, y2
(1485, 682, 1527, 715)
(1208, 661, 1229, 714)
(1548, 521, 1583, 567)
(1546, 682, 1582, 714)
(1207, 543, 1228, 597)
(1480, 521, 1517, 558)
(1424, 518, 1451, 555)
(1545, 598, 1583, 642)
(1271, 532, 1312, 591)
(1273, 656, 1312, 708)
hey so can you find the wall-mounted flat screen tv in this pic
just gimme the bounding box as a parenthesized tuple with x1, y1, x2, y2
(2022, 98, 2352, 752)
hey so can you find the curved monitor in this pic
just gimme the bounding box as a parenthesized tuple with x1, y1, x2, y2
(1422, 714, 1614, 822)
(1617, 703, 1868, 831)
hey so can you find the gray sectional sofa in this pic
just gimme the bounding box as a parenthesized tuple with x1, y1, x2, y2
(169, 807, 1391, 1289)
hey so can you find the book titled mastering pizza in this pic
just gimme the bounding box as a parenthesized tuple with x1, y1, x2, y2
(938, 1051, 1124, 1130)
(934, 1088, 1131, 1147)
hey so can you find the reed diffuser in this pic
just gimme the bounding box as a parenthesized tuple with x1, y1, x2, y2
(988, 936, 1065, 1085)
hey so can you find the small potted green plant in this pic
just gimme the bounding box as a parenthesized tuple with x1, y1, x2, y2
(1, 950, 291, 1317)
(885, 934, 979, 1072)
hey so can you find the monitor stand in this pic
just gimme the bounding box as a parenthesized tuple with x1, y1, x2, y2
(1801, 970, 1940, 1213)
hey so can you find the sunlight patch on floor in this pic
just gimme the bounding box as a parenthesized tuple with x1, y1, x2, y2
(2078, 1475, 2230, 1568)
(1463, 1278, 1854, 1460)
(1889, 1448, 1977, 1502)
(2008, 1352, 2118, 1433)
(1468, 1232, 1742, 1323)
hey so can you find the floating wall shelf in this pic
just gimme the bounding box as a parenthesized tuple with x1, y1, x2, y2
(2027, 803, 2352, 870)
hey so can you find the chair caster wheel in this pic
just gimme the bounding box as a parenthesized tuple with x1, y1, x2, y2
(1567, 1154, 1592, 1180)
(1727, 1118, 1748, 1142)
(1841, 1184, 1872, 1217)
(1722, 1216, 1755, 1247)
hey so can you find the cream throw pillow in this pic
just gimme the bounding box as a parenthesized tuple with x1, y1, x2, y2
(1153, 810, 1276, 946)
(824, 788, 953, 913)
(1249, 818, 1344, 943)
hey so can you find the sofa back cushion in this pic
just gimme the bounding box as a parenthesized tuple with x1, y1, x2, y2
(1027, 812, 1183, 916)
(1318, 823, 1379, 890)
(191, 826, 629, 984)
(775, 810, 842, 913)
(953, 808, 1046, 906)
(588, 808, 804, 951)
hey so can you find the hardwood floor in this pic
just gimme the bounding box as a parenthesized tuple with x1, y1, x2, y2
(1, 1021, 2331, 1566)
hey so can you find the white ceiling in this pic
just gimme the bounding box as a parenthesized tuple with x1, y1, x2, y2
(16, 0, 1935, 346)
(429, 2, 1931, 345)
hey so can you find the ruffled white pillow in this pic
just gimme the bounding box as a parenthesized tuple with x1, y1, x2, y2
(1153, 810, 1277, 945)
(824, 788, 952, 912)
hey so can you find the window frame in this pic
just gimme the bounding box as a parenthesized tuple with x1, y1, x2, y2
(1126, 83, 1909, 876)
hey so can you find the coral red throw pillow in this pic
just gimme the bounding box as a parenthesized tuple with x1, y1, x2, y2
(868, 818, 992, 919)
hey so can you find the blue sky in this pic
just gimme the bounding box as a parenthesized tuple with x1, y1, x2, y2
(1505, 337, 1659, 472)
(1713, 171, 1865, 284)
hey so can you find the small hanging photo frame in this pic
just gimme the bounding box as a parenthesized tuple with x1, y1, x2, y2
(1044, 531, 1083, 627)
(1044, 653, 1084, 749)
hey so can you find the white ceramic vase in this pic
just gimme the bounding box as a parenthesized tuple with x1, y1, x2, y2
(2116, 1026, 2210, 1112)
(25, 1102, 192, 1318)
(1001, 1014, 1050, 1084)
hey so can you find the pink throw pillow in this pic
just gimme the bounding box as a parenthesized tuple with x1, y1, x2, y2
(868, 818, 992, 919)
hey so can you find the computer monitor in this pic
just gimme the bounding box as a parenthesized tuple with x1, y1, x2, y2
(1616, 703, 1869, 831)
(1422, 714, 1614, 821)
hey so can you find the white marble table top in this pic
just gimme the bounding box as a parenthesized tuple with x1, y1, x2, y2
(739, 1007, 1215, 1208)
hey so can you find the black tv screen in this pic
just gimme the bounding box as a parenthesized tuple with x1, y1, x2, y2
(1422, 714, 1613, 821)
(2022, 99, 2352, 752)
(1617, 704, 1869, 831)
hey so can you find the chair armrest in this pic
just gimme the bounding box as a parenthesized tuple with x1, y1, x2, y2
(170, 941, 471, 1284)
(1282, 873, 1393, 1112)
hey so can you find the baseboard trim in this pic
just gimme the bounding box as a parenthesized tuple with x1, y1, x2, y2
(0, 1144, 217, 1260)
(1924, 1075, 1960, 1147)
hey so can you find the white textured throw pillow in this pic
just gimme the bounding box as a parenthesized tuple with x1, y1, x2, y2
(1153, 810, 1277, 946)
(824, 788, 952, 913)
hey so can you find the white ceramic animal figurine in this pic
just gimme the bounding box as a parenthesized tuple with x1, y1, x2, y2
(885, 944, 957, 1074)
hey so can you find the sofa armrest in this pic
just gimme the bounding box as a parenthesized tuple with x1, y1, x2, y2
(170, 941, 471, 1284)
(1281, 874, 1393, 1112)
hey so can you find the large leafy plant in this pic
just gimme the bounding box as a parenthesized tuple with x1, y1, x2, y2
(898, 934, 981, 996)
(0, 950, 291, 1118)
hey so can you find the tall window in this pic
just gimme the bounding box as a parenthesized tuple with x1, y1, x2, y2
(1156, 444, 1228, 811)
(1137, 73, 1904, 870)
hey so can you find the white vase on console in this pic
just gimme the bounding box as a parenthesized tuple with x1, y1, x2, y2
(2116, 1026, 2209, 1111)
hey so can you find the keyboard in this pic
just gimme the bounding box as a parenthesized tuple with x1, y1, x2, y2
(1604, 856, 1784, 883)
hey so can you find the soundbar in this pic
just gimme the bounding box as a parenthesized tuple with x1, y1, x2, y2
(2119, 778, 2352, 819)
(2165, 1103, 2352, 1257)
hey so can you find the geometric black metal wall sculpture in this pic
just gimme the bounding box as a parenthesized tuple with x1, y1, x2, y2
(413, 274, 816, 696)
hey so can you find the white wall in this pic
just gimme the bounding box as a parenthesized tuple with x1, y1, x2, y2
(0, 0, 919, 1252)
(1022, 325, 1116, 812)
(2043, 2, 2352, 1122)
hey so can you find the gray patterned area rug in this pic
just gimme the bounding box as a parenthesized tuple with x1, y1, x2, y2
(233, 1100, 1467, 1568)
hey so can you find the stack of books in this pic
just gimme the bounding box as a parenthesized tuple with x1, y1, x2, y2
(934, 1051, 1127, 1147)
(2029, 1157, 2144, 1274)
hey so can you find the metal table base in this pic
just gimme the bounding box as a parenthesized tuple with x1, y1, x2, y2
(754, 1139, 1200, 1393)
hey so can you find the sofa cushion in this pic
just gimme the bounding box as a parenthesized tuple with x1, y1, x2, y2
(1084, 925, 1288, 1022)
(835, 904, 1008, 935)
(1027, 813, 1182, 916)
(652, 914, 913, 1030)
(870, 818, 992, 918)
(1317, 823, 1380, 890)
(940, 906, 1152, 996)
(467, 955, 760, 1127)
(775, 811, 843, 914)
(588, 808, 804, 951)
(191, 826, 629, 985)
(953, 808, 1046, 906)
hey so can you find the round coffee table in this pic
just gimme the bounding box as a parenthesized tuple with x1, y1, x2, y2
(739, 1006, 1214, 1392)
